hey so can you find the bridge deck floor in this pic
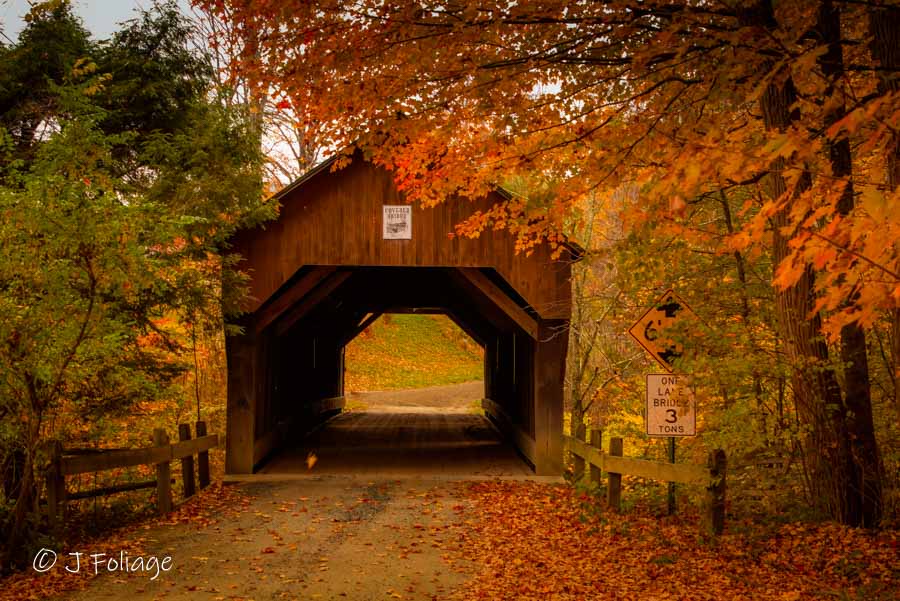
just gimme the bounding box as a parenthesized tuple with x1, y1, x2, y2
(260, 382, 532, 477)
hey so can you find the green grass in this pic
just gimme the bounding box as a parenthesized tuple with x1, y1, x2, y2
(345, 314, 483, 391)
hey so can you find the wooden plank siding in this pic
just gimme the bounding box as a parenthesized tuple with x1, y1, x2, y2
(231, 157, 573, 319)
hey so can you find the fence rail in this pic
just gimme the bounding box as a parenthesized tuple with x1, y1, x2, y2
(43, 421, 217, 528)
(564, 433, 726, 535)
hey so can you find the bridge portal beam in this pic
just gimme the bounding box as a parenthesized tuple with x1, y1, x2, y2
(225, 332, 259, 474)
(533, 321, 569, 476)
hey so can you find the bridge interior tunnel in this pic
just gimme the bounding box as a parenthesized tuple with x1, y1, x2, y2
(225, 265, 568, 476)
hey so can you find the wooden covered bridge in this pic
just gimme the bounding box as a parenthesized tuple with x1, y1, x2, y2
(224, 154, 576, 476)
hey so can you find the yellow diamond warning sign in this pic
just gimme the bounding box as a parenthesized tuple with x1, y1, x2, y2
(628, 289, 697, 372)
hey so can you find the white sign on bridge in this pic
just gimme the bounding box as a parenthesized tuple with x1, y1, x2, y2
(383, 205, 412, 239)
(646, 374, 696, 437)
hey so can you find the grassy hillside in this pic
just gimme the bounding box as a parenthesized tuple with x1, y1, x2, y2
(344, 314, 483, 391)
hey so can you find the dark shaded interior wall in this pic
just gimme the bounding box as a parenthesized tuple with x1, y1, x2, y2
(484, 332, 535, 439)
(276, 338, 339, 405)
(270, 332, 344, 429)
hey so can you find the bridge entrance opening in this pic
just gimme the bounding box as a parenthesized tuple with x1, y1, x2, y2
(259, 311, 532, 477)
(343, 312, 484, 403)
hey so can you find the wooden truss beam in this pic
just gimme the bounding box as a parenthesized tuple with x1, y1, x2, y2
(273, 271, 353, 337)
(340, 311, 384, 345)
(456, 268, 538, 339)
(252, 267, 336, 335)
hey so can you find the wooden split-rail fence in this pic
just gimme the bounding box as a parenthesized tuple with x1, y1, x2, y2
(564, 433, 727, 535)
(43, 421, 218, 527)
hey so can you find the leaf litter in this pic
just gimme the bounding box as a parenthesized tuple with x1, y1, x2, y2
(443, 481, 899, 601)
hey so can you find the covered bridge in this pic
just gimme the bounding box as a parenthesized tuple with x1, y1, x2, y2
(224, 154, 576, 476)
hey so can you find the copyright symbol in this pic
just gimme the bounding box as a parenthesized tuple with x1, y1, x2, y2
(32, 548, 57, 572)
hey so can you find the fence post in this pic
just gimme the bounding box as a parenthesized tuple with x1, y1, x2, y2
(589, 430, 602, 486)
(704, 449, 727, 535)
(607, 437, 623, 511)
(153, 428, 172, 514)
(44, 440, 65, 530)
(178, 423, 196, 499)
(195, 420, 210, 490)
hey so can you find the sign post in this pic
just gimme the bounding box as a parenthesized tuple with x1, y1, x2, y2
(646, 373, 695, 515)
(667, 437, 676, 515)
(629, 289, 699, 516)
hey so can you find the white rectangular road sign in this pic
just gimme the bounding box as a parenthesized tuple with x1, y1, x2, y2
(646, 374, 696, 437)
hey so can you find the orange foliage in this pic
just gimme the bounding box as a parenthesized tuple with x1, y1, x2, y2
(198, 0, 899, 334)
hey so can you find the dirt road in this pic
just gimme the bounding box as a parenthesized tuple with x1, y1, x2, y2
(55, 382, 538, 600)
(345, 381, 485, 413)
(59, 478, 473, 601)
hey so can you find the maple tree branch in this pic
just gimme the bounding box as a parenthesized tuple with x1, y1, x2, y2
(800, 227, 900, 281)
(585, 81, 692, 191)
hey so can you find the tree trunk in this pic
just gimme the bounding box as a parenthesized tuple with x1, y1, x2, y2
(567, 262, 591, 479)
(868, 2, 900, 191)
(5, 415, 40, 569)
(865, 0, 900, 524)
(2, 448, 25, 501)
(869, 6, 900, 424)
(740, 0, 853, 523)
(816, 0, 882, 527)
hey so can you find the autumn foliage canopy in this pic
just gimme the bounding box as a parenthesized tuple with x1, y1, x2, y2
(201, 0, 899, 336)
